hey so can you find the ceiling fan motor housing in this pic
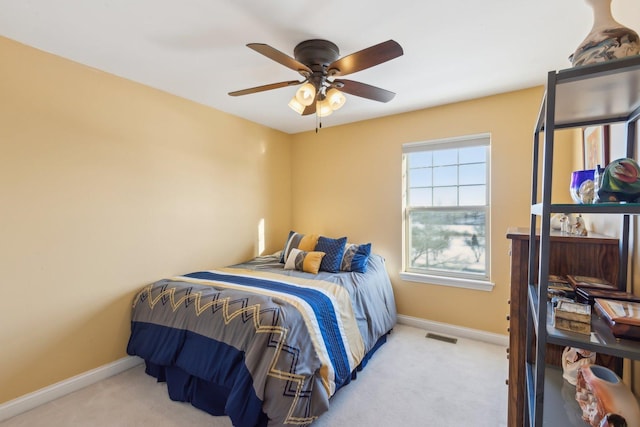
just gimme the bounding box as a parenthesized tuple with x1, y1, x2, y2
(294, 39, 340, 69)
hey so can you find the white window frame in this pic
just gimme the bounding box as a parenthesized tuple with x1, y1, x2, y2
(400, 133, 494, 292)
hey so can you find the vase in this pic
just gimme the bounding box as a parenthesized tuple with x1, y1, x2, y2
(570, 0, 640, 67)
(598, 158, 640, 203)
(570, 169, 596, 204)
(575, 364, 640, 426)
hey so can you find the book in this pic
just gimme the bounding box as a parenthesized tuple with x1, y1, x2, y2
(546, 275, 575, 299)
(554, 300, 591, 323)
(594, 298, 640, 341)
(566, 275, 616, 291)
(576, 288, 640, 306)
(548, 274, 568, 284)
(553, 317, 591, 334)
(548, 275, 573, 292)
(553, 300, 591, 334)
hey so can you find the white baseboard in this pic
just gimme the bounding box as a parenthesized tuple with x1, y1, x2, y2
(397, 314, 509, 347)
(0, 355, 143, 422)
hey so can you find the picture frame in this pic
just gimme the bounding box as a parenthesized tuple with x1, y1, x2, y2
(583, 125, 610, 170)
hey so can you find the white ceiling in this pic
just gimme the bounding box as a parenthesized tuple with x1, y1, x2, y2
(1, 0, 639, 134)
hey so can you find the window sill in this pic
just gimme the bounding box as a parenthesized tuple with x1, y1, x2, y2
(399, 272, 495, 292)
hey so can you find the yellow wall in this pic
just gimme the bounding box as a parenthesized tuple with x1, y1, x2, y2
(0, 37, 292, 403)
(1, 35, 574, 404)
(289, 90, 574, 335)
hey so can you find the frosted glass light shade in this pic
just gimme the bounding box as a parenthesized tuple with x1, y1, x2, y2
(295, 83, 316, 106)
(317, 98, 333, 117)
(288, 97, 305, 114)
(326, 88, 346, 111)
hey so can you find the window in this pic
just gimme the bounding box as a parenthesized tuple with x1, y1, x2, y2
(401, 134, 493, 291)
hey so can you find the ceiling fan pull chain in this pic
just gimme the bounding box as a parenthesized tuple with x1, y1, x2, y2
(315, 108, 323, 133)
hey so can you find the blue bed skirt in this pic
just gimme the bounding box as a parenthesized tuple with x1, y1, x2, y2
(134, 325, 390, 427)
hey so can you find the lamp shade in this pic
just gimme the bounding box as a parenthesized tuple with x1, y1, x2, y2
(288, 97, 305, 114)
(317, 98, 333, 117)
(295, 83, 316, 106)
(326, 88, 346, 111)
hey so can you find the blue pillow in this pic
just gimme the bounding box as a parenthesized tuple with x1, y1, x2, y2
(315, 236, 347, 273)
(340, 243, 372, 273)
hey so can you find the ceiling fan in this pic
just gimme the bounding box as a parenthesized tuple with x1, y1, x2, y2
(228, 39, 404, 117)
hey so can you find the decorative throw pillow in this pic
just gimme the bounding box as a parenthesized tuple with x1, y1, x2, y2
(284, 248, 325, 274)
(280, 231, 320, 263)
(340, 243, 372, 273)
(315, 236, 347, 273)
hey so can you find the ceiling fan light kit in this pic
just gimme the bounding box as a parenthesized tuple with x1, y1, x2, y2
(316, 98, 334, 117)
(326, 88, 346, 111)
(229, 39, 404, 128)
(290, 85, 345, 116)
(287, 97, 306, 114)
(295, 82, 316, 107)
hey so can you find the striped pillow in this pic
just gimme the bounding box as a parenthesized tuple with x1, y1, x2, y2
(284, 248, 325, 274)
(340, 243, 372, 273)
(280, 231, 319, 263)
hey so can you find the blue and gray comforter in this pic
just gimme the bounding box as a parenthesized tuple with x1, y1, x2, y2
(127, 254, 396, 426)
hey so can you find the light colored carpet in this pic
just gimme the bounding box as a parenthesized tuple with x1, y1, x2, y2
(0, 324, 508, 427)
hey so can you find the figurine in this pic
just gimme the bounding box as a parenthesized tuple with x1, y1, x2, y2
(574, 214, 588, 236)
(552, 213, 572, 233)
(560, 214, 570, 234)
(562, 347, 596, 385)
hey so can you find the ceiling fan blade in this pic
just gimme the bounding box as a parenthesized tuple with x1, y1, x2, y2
(328, 40, 403, 76)
(228, 80, 302, 96)
(301, 103, 316, 116)
(337, 79, 396, 103)
(247, 43, 312, 74)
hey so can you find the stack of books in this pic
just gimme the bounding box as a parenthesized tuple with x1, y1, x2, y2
(547, 275, 575, 300)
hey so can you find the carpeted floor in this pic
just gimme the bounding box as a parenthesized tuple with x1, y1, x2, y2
(0, 324, 508, 427)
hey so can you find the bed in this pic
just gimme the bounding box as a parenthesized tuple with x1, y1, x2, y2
(126, 236, 396, 427)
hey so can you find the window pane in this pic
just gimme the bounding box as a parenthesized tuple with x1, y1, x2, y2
(433, 165, 457, 187)
(459, 163, 485, 185)
(409, 188, 432, 206)
(433, 186, 457, 206)
(409, 168, 432, 187)
(459, 146, 486, 164)
(459, 185, 486, 205)
(409, 151, 432, 168)
(433, 149, 457, 166)
(408, 209, 486, 276)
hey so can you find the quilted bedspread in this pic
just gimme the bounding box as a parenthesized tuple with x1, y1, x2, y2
(127, 254, 396, 427)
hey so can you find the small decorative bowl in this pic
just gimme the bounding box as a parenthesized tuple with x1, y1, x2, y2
(570, 169, 595, 204)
